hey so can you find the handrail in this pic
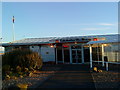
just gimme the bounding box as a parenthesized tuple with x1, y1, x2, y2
(92, 61, 120, 64)
(92, 61, 120, 71)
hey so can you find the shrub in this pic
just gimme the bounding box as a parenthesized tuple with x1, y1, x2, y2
(16, 83, 28, 90)
(10, 76, 18, 80)
(16, 66, 22, 72)
(2, 49, 43, 72)
(19, 75, 23, 78)
(5, 75, 10, 80)
(93, 67, 98, 72)
(29, 66, 34, 71)
(24, 68, 29, 72)
(18, 72, 23, 75)
(28, 72, 33, 77)
(6, 71, 13, 76)
(2, 65, 10, 73)
(98, 69, 103, 73)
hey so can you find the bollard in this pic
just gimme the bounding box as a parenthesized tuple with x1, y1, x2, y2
(106, 62, 108, 71)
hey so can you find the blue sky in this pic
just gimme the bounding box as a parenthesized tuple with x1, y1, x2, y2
(2, 2, 118, 42)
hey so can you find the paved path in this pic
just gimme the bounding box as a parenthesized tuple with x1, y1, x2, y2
(38, 64, 96, 89)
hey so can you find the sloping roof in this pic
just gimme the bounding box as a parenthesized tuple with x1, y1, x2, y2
(2, 34, 119, 46)
(87, 34, 120, 44)
(87, 39, 120, 44)
(2, 38, 57, 46)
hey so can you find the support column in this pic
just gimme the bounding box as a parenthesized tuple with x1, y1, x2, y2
(89, 44, 93, 68)
(62, 47, 64, 64)
(81, 45, 84, 64)
(102, 44, 105, 67)
(97, 44, 100, 64)
(69, 45, 72, 64)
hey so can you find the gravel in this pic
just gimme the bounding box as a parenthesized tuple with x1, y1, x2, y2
(91, 70, 120, 89)
(2, 66, 61, 89)
(2, 65, 120, 89)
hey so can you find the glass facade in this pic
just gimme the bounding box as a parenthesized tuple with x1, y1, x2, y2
(90, 43, 120, 63)
(84, 47, 90, 62)
(104, 43, 120, 62)
(56, 44, 84, 64)
(63, 46, 70, 63)
(92, 46, 102, 61)
(56, 44, 63, 63)
(71, 45, 82, 63)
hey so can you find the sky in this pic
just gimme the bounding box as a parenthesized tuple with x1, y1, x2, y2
(2, 2, 118, 42)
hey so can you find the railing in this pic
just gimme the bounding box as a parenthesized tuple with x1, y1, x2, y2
(92, 61, 120, 71)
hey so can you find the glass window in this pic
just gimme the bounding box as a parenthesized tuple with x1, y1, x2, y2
(64, 48, 70, 63)
(104, 43, 120, 62)
(71, 45, 81, 49)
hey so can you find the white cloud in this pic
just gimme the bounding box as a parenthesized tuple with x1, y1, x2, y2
(98, 23, 115, 26)
(82, 27, 111, 31)
(69, 23, 117, 26)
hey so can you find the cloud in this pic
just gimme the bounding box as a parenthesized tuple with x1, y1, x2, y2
(98, 23, 115, 26)
(82, 27, 111, 31)
(69, 23, 117, 26)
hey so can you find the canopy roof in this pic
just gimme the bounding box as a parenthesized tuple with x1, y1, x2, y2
(87, 37, 120, 44)
(87, 40, 120, 44)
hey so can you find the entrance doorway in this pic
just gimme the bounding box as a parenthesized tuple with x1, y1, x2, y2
(71, 45, 82, 64)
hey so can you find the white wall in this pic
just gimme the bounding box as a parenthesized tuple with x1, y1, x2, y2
(30, 45, 55, 62)
(30, 46, 40, 53)
(41, 45, 55, 62)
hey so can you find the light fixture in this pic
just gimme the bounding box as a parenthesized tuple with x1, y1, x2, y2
(50, 44, 56, 48)
(103, 44, 108, 47)
(50, 45, 54, 48)
(75, 41, 77, 44)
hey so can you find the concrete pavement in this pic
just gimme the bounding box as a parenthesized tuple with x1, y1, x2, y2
(38, 64, 96, 89)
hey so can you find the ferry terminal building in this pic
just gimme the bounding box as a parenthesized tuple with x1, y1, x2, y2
(2, 34, 120, 69)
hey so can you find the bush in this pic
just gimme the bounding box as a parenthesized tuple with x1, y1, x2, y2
(10, 76, 18, 80)
(2, 65, 10, 73)
(2, 49, 43, 72)
(5, 75, 10, 80)
(16, 66, 22, 72)
(24, 68, 29, 72)
(16, 83, 28, 89)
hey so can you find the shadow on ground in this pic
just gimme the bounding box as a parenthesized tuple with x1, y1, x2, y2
(37, 64, 96, 89)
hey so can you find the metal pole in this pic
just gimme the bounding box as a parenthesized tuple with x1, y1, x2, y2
(12, 23, 15, 41)
(12, 16, 15, 41)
